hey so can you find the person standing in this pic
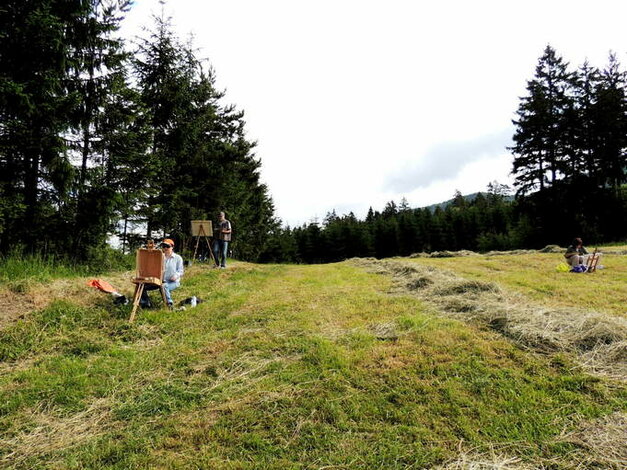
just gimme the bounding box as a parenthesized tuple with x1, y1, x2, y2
(213, 211, 232, 268)
(140, 238, 184, 308)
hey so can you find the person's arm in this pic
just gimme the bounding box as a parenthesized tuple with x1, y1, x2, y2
(176, 255, 184, 279)
(222, 221, 232, 234)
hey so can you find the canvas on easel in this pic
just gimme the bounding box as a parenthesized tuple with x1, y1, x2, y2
(191, 220, 213, 237)
(135, 248, 164, 284)
(129, 247, 167, 322)
(191, 220, 216, 263)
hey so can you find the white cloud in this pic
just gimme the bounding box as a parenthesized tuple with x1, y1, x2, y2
(121, 0, 627, 227)
(385, 129, 513, 193)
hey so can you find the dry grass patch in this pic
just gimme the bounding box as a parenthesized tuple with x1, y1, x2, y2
(405, 251, 627, 317)
(0, 270, 132, 329)
(352, 258, 627, 380)
(556, 412, 627, 469)
(0, 398, 116, 468)
(436, 449, 538, 469)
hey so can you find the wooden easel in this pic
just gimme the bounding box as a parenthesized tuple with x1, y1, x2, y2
(191, 220, 216, 264)
(586, 248, 601, 273)
(129, 245, 168, 322)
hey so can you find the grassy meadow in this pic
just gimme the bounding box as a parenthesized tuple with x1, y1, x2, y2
(408, 248, 627, 318)
(0, 252, 625, 469)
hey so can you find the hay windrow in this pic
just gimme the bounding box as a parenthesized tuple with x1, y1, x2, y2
(406, 245, 627, 258)
(556, 412, 627, 469)
(369, 321, 400, 340)
(0, 270, 135, 329)
(351, 258, 627, 380)
(435, 452, 538, 469)
(0, 398, 115, 467)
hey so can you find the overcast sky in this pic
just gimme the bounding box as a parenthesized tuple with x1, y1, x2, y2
(122, 0, 627, 226)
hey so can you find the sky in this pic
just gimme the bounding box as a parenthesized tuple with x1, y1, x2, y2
(121, 0, 627, 227)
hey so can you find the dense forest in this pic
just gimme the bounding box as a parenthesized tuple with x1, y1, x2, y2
(0, 0, 275, 262)
(1, 3, 626, 264)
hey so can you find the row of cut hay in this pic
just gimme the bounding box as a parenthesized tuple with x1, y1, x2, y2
(0, 398, 115, 468)
(408, 245, 627, 258)
(435, 449, 538, 469)
(352, 258, 627, 469)
(555, 411, 627, 469)
(351, 258, 627, 381)
(434, 411, 626, 470)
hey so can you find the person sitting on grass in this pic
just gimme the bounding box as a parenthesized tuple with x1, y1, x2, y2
(140, 238, 184, 308)
(564, 237, 588, 268)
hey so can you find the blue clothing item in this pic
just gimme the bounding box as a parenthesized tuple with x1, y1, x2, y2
(163, 280, 180, 304)
(140, 280, 180, 306)
(213, 239, 229, 267)
(164, 252, 184, 283)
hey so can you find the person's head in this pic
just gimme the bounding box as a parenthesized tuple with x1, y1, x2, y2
(161, 238, 175, 252)
(218, 211, 225, 221)
(572, 237, 583, 247)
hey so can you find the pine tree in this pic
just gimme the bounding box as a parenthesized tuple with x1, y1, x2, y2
(68, 1, 133, 256)
(570, 61, 600, 180)
(511, 45, 577, 194)
(591, 53, 627, 192)
(133, 11, 276, 260)
(0, 0, 130, 254)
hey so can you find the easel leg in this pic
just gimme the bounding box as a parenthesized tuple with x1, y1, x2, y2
(205, 236, 217, 265)
(130, 283, 145, 323)
(193, 234, 201, 261)
(589, 254, 599, 272)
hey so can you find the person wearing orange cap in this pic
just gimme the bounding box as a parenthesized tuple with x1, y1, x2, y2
(140, 238, 184, 308)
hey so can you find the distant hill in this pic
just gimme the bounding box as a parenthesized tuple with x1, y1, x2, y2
(423, 191, 514, 212)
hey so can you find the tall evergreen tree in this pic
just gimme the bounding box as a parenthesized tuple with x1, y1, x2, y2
(68, 1, 132, 254)
(133, 10, 276, 259)
(571, 61, 600, 180)
(511, 45, 577, 194)
(0, 0, 130, 254)
(591, 53, 627, 192)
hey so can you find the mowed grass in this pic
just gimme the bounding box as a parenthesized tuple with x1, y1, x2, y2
(0, 261, 625, 469)
(408, 249, 627, 317)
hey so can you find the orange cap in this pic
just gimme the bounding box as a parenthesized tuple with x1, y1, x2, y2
(162, 238, 175, 247)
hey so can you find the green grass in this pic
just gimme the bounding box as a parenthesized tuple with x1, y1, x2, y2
(0, 249, 134, 286)
(0, 261, 624, 469)
(409, 250, 627, 317)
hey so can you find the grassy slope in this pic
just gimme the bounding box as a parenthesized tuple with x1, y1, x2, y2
(0, 261, 625, 469)
(409, 250, 627, 317)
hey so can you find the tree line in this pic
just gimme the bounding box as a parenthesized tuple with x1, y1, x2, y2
(0, 0, 276, 262)
(259, 45, 627, 264)
(1, 6, 625, 268)
(259, 187, 515, 264)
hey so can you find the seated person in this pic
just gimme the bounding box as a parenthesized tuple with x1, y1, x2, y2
(564, 237, 588, 268)
(140, 238, 184, 308)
